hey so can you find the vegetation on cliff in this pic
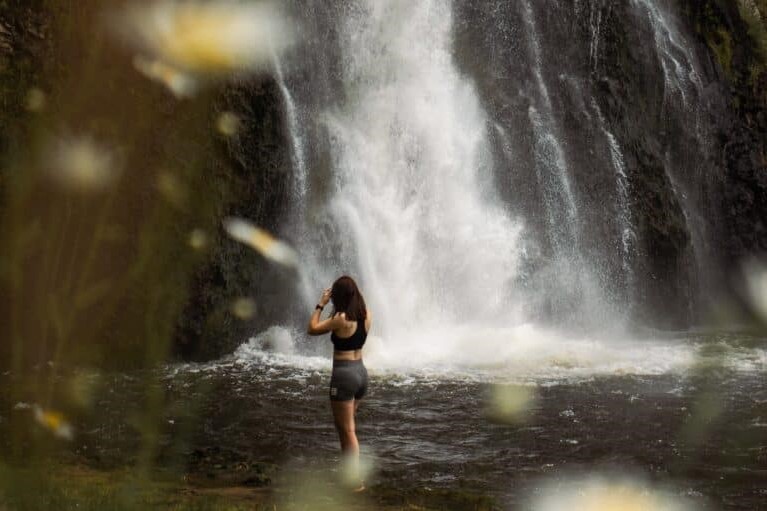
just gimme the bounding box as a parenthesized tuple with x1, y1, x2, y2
(0, 0, 292, 369)
(681, 0, 767, 259)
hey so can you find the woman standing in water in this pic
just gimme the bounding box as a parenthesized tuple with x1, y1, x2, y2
(307, 275, 371, 490)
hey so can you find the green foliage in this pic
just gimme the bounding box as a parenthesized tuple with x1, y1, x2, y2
(708, 27, 735, 79)
(685, 0, 767, 106)
(736, 1, 767, 85)
(0, 464, 263, 511)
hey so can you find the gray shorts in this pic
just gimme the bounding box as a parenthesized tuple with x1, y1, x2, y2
(329, 359, 368, 402)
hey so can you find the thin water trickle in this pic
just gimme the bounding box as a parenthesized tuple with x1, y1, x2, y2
(521, 0, 579, 238)
(528, 105, 577, 253)
(273, 55, 308, 199)
(631, 0, 703, 107)
(589, 2, 603, 72)
(592, 100, 636, 287)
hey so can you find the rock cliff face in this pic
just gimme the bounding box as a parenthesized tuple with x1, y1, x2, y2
(173, 79, 295, 361)
(680, 0, 767, 260)
(0, 2, 50, 168)
(0, 1, 295, 367)
(1, 0, 765, 364)
(451, 0, 765, 328)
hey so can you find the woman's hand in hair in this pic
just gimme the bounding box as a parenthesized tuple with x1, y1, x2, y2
(307, 288, 338, 336)
(319, 288, 332, 307)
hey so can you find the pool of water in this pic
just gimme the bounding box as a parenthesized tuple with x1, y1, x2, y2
(3, 332, 766, 509)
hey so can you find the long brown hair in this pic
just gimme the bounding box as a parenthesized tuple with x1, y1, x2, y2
(331, 275, 367, 321)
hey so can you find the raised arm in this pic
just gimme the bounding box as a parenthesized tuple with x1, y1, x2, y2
(307, 288, 341, 335)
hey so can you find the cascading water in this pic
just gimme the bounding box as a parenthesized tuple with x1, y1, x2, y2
(299, 0, 530, 365)
(228, 0, 739, 378)
(219, 0, 767, 382)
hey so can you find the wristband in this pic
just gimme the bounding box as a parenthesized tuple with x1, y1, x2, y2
(315, 304, 324, 311)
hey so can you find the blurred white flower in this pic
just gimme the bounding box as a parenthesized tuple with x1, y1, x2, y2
(25, 87, 47, 112)
(223, 217, 299, 268)
(188, 228, 209, 251)
(216, 111, 241, 136)
(45, 136, 119, 192)
(116, 1, 294, 76)
(529, 474, 692, 511)
(155, 171, 188, 208)
(33, 405, 74, 441)
(340, 453, 374, 491)
(231, 297, 257, 320)
(486, 384, 537, 424)
(133, 55, 198, 98)
(69, 371, 101, 409)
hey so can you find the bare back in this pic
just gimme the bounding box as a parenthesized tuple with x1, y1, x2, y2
(332, 311, 372, 360)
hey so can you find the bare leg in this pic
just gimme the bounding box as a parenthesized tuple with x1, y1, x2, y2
(331, 400, 364, 490)
(331, 400, 358, 456)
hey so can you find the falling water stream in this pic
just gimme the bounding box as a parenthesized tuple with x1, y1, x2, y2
(252, 0, 708, 373)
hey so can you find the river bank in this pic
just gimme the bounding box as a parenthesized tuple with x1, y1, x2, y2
(0, 462, 498, 510)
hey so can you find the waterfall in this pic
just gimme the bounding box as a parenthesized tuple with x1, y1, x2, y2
(238, 0, 731, 370)
(296, 0, 523, 354)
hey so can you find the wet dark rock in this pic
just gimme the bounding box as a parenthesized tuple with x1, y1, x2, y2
(678, 0, 767, 261)
(0, 1, 51, 162)
(172, 78, 295, 361)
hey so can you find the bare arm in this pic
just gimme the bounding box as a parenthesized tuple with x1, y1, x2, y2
(364, 308, 373, 333)
(307, 288, 340, 335)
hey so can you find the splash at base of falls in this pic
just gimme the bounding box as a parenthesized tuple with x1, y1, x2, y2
(225, 326, 766, 382)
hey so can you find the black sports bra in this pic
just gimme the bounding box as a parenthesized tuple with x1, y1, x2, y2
(330, 319, 367, 351)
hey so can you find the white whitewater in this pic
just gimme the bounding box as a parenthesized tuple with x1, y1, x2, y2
(311, 0, 526, 362)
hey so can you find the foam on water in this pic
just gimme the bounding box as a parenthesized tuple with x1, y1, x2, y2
(219, 325, 767, 383)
